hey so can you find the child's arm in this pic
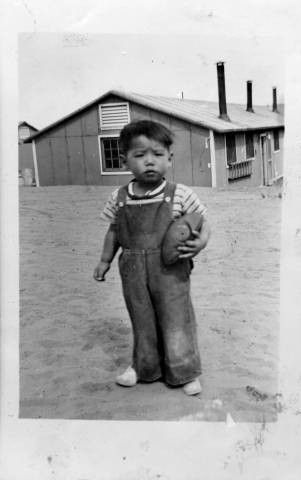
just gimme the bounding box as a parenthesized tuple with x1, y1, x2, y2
(93, 224, 120, 281)
(178, 217, 211, 259)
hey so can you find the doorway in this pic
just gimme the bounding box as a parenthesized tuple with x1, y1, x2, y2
(260, 135, 268, 185)
(260, 134, 274, 186)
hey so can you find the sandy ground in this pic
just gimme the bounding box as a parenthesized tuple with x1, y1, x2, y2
(19, 184, 282, 422)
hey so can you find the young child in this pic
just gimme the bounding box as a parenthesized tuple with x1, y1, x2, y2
(93, 120, 210, 396)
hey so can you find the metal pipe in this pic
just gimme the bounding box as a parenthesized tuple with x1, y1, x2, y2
(246, 80, 254, 112)
(216, 62, 230, 121)
(272, 87, 278, 112)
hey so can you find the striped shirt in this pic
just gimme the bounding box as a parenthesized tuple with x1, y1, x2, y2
(100, 180, 207, 224)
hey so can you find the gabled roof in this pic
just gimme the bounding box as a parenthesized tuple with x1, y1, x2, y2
(124, 92, 284, 132)
(19, 121, 38, 132)
(24, 89, 284, 142)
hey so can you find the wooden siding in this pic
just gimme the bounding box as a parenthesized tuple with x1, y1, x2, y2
(65, 117, 82, 137)
(35, 138, 55, 186)
(214, 133, 227, 187)
(19, 143, 35, 172)
(173, 129, 193, 185)
(82, 136, 102, 185)
(50, 137, 70, 185)
(191, 125, 212, 187)
(36, 106, 102, 185)
(66, 136, 86, 184)
(129, 103, 153, 123)
(81, 109, 99, 136)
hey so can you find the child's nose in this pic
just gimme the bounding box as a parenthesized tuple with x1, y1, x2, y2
(145, 153, 155, 165)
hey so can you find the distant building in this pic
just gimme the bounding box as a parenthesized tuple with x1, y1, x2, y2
(18, 121, 39, 175)
(24, 63, 284, 188)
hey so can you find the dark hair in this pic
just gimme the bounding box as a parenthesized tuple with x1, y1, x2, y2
(119, 120, 174, 154)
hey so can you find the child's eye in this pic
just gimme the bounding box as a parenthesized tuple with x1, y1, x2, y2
(155, 152, 164, 156)
(134, 153, 144, 158)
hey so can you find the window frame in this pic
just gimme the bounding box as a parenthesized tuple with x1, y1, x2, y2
(225, 132, 237, 166)
(245, 131, 255, 160)
(98, 134, 132, 175)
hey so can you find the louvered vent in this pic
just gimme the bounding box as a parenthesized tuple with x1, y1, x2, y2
(99, 103, 130, 130)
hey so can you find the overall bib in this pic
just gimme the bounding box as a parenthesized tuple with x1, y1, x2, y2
(116, 182, 201, 386)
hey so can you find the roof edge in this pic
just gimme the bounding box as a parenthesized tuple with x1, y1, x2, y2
(19, 121, 38, 132)
(24, 89, 124, 142)
(24, 89, 285, 142)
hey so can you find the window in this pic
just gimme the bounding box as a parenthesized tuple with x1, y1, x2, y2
(227, 132, 253, 181)
(226, 133, 237, 165)
(100, 137, 123, 171)
(274, 130, 280, 151)
(99, 136, 131, 174)
(99, 103, 130, 131)
(245, 132, 254, 159)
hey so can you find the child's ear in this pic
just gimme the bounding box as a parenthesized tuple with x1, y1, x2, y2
(120, 154, 128, 170)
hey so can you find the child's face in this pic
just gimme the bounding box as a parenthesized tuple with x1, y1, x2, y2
(122, 135, 172, 185)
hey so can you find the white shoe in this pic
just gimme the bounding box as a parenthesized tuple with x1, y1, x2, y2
(183, 378, 202, 396)
(116, 366, 137, 387)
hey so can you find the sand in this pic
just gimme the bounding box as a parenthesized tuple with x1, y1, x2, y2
(19, 184, 282, 422)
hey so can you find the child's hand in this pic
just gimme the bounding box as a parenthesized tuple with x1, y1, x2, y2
(93, 261, 111, 282)
(177, 230, 207, 259)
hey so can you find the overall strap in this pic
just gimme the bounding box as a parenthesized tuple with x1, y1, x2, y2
(163, 182, 177, 204)
(116, 185, 128, 208)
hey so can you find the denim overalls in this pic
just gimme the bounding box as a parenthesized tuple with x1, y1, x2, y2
(116, 182, 201, 386)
